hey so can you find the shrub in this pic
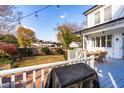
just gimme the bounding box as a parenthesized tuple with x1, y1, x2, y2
(0, 56, 20, 68)
(18, 48, 33, 57)
(0, 42, 18, 57)
(56, 48, 65, 55)
(11, 62, 19, 68)
(41, 47, 51, 55)
(27, 48, 33, 56)
(0, 57, 12, 65)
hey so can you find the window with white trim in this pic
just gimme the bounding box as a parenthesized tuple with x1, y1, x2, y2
(92, 34, 112, 48)
(104, 6, 112, 22)
(101, 36, 106, 47)
(107, 35, 112, 47)
(92, 37, 95, 47)
(95, 11, 100, 25)
(96, 37, 100, 47)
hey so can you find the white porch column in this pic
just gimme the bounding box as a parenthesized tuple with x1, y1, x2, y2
(83, 35, 87, 50)
(83, 35, 85, 50)
(106, 35, 107, 47)
(95, 37, 96, 47)
(100, 36, 102, 47)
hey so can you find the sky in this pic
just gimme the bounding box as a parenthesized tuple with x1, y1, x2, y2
(16, 5, 93, 42)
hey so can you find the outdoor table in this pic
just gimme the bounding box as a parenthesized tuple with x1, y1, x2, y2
(87, 51, 99, 55)
(45, 63, 100, 88)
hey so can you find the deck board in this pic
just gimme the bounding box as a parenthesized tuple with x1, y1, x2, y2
(96, 58, 124, 88)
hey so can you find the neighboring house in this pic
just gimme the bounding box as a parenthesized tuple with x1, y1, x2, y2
(32, 41, 62, 48)
(42, 41, 62, 48)
(75, 5, 124, 58)
(50, 42, 63, 48)
(31, 42, 41, 47)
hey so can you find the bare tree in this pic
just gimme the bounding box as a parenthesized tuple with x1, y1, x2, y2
(0, 5, 22, 35)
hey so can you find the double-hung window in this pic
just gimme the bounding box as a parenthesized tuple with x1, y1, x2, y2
(101, 36, 106, 47)
(104, 6, 112, 22)
(92, 37, 95, 47)
(96, 37, 100, 47)
(95, 11, 100, 25)
(107, 35, 112, 47)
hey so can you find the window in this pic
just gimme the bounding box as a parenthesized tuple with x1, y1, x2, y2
(107, 35, 112, 47)
(92, 37, 95, 47)
(95, 11, 100, 25)
(122, 33, 124, 36)
(101, 36, 106, 47)
(96, 37, 100, 47)
(104, 6, 112, 22)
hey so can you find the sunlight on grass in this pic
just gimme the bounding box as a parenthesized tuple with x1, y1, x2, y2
(18, 55, 65, 67)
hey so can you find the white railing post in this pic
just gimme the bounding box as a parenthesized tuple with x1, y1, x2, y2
(0, 76, 2, 88)
(84, 53, 87, 58)
(90, 55, 95, 69)
(41, 69, 44, 88)
(33, 70, 36, 88)
(48, 68, 52, 74)
(11, 74, 15, 88)
(23, 72, 26, 88)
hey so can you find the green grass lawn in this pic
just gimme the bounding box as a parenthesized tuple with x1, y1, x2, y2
(18, 55, 66, 67)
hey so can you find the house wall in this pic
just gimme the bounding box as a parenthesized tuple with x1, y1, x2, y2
(85, 29, 123, 58)
(87, 5, 124, 28)
(80, 5, 124, 58)
(115, 29, 124, 58)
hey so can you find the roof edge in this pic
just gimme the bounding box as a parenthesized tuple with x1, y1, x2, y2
(75, 16, 124, 34)
(83, 5, 104, 16)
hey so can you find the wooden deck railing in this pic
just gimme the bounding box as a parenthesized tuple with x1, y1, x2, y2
(0, 57, 93, 88)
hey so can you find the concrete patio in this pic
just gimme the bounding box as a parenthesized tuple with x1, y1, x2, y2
(96, 58, 124, 88)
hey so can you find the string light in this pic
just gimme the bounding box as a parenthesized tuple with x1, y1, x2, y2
(18, 20, 21, 25)
(57, 5, 60, 9)
(35, 12, 38, 18)
(5, 5, 60, 26)
(3, 24, 6, 30)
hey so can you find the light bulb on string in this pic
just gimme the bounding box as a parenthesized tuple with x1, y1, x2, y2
(3, 26, 5, 30)
(4, 6, 53, 27)
(57, 5, 60, 9)
(35, 12, 38, 18)
(18, 18, 21, 25)
(18, 21, 21, 25)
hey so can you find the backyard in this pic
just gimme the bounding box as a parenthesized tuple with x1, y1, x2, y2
(18, 55, 65, 67)
(1, 5, 124, 89)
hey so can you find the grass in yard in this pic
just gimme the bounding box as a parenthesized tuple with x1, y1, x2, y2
(18, 55, 65, 67)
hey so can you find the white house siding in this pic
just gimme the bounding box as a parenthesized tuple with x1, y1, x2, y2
(112, 5, 124, 19)
(81, 5, 124, 59)
(79, 5, 124, 58)
(84, 28, 124, 58)
(87, 5, 124, 28)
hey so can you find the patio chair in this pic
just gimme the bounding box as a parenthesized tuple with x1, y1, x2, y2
(81, 50, 88, 58)
(95, 51, 107, 63)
